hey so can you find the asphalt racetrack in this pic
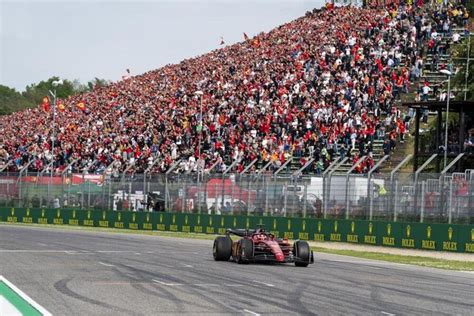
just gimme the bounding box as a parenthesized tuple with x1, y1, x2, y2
(1, 224, 473, 315)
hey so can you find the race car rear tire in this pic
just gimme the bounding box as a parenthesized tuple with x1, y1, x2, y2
(236, 239, 253, 264)
(294, 240, 310, 267)
(213, 236, 232, 261)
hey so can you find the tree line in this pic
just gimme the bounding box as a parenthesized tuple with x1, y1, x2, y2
(0, 77, 110, 115)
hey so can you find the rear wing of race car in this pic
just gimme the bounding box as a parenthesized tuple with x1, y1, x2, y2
(225, 225, 266, 237)
(225, 228, 252, 237)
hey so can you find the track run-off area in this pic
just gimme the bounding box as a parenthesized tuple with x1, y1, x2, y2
(1, 224, 473, 315)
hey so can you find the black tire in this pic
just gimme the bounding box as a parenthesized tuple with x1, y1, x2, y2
(294, 240, 310, 267)
(213, 236, 232, 261)
(236, 239, 253, 264)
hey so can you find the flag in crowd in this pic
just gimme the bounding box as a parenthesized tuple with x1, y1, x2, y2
(76, 102, 86, 111)
(41, 96, 50, 112)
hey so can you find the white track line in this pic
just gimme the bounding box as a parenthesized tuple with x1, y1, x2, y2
(98, 262, 115, 267)
(381, 312, 395, 316)
(243, 309, 261, 316)
(253, 280, 275, 287)
(152, 279, 182, 286)
(0, 276, 52, 316)
(0, 250, 74, 253)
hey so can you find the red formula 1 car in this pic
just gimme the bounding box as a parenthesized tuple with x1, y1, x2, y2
(213, 226, 314, 267)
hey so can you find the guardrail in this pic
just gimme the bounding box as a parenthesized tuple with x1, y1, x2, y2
(1, 208, 473, 253)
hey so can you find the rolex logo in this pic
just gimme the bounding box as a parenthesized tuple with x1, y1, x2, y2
(427, 226, 432, 239)
(369, 222, 373, 235)
(448, 227, 453, 241)
(351, 221, 355, 233)
(406, 225, 411, 238)
(387, 224, 392, 236)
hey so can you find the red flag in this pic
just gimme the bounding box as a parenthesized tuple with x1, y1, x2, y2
(243, 32, 249, 41)
(252, 38, 261, 48)
(76, 102, 86, 111)
(41, 96, 50, 112)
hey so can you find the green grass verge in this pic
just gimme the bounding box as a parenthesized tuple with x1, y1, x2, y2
(312, 246, 474, 271)
(2, 222, 472, 271)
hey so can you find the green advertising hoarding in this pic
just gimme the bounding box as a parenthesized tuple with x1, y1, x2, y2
(0, 208, 473, 253)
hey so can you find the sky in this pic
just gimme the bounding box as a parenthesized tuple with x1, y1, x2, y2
(0, 0, 324, 92)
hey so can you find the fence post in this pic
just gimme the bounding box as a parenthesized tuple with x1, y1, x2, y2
(283, 182, 288, 217)
(247, 178, 251, 216)
(448, 179, 453, 224)
(230, 178, 235, 215)
(182, 179, 187, 213)
(303, 183, 308, 218)
(18, 160, 34, 207)
(420, 181, 425, 223)
(88, 180, 92, 209)
(367, 155, 389, 221)
(394, 180, 399, 222)
(325, 157, 349, 219)
(214, 183, 218, 215)
(264, 176, 269, 216)
(345, 175, 351, 220)
(414, 154, 438, 215)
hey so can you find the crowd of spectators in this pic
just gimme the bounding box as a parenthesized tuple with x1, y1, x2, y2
(0, 2, 469, 176)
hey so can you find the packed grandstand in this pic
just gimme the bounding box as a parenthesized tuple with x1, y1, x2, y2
(0, 2, 470, 176)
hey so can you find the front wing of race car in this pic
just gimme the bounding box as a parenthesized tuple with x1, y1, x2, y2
(250, 249, 315, 264)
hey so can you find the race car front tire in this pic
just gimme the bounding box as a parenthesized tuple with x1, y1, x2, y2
(294, 240, 310, 267)
(213, 236, 232, 261)
(236, 239, 253, 264)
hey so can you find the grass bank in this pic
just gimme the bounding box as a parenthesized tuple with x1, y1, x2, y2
(311, 246, 474, 271)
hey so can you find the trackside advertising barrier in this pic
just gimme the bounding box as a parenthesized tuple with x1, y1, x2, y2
(1, 208, 473, 253)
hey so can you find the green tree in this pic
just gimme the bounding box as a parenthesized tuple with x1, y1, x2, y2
(0, 85, 31, 115)
(86, 77, 110, 91)
(0, 76, 110, 115)
(21, 76, 75, 105)
(452, 35, 474, 101)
